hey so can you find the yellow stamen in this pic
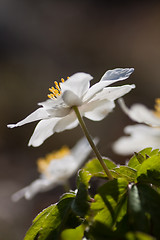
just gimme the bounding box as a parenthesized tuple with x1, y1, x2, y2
(37, 146, 70, 174)
(53, 89, 58, 95)
(49, 88, 54, 93)
(48, 77, 65, 99)
(154, 98, 160, 117)
(48, 94, 52, 99)
(54, 81, 60, 91)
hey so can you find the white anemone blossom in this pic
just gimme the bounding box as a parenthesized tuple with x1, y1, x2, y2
(113, 98, 160, 155)
(8, 68, 135, 147)
(113, 124, 160, 155)
(12, 137, 94, 201)
(118, 98, 160, 127)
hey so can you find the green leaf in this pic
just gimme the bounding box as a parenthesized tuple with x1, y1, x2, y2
(71, 169, 91, 217)
(71, 185, 89, 218)
(77, 169, 92, 189)
(125, 231, 156, 240)
(146, 148, 160, 157)
(113, 193, 128, 227)
(91, 178, 128, 227)
(128, 148, 160, 170)
(128, 184, 149, 232)
(134, 152, 145, 164)
(84, 158, 116, 178)
(127, 183, 160, 238)
(61, 225, 84, 240)
(138, 183, 160, 238)
(86, 221, 117, 240)
(24, 193, 81, 240)
(111, 166, 137, 182)
(137, 155, 160, 186)
(32, 205, 54, 225)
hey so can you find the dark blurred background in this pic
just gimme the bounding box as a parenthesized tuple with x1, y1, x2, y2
(1, 1, 160, 239)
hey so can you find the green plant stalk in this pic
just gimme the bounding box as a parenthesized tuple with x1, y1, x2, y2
(73, 106, 113, 180)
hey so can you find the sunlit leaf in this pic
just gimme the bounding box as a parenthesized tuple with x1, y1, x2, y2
(91, 178, 128, 227)
(84, 158, 116, 178)
(137, 155, 160, 186)
(128, 148, 160, 170)
(111, 166, 137, 182)
(77, 169, 92, 189)
(24, 193, 81, 240)
(61, 225, 84, 240)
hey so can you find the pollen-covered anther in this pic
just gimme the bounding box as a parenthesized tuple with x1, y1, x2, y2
(48, 94, 55, 99)
(48, 78, 65, 99)
(54, 81, 60, 91)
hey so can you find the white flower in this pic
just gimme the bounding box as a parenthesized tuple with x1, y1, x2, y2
(8, 68, 135, 147)
(113, 98, 160, 155)
(11, 138, 95, 201)
(118, 98, 160, 127)
(113, 124, 160, 155)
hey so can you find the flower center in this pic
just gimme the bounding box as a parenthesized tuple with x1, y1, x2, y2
(154, 98, 160, 118)
(37, 146, 70, 174)
(47, 77, 69, 99)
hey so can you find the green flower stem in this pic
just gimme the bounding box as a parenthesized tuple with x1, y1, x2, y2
(73, 106, 113, 180)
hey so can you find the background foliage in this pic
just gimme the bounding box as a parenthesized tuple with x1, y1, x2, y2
(24, 148, 160, 239)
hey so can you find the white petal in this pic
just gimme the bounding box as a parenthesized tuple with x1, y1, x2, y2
(83, 68, 134, 102)
(113, 135, 144, 156)
(48, 156, 76, 178)
(100, 68, 134, 81)
(47, 138, 96, 181)
(62, 90, 82, 107)
(12, 178, 58, 200)
(24, 179, 54, 199)
(113, 124, 160, 155)
(48, 137, 96, 176)
(11, 187, 28, 202)
(54, 111, 79, 132)
(82, 100, 115, 121)
(28, 118, 60, 147)
(61, 72, 93, 99)
(38, 98, 63, 109)
(124, 124, 160, 136)
(71, 137, 98, 168)
(90, 84, 135, 102)
(7, 108, 49, 128)
(119, 98, 160, 126)
(38, 99, 71, 117)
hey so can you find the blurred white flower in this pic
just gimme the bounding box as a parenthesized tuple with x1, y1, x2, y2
(113, 124, 160, 155)
(113, 98, 160, 155)
(12, 138, 95, 201)
(8, 68, 135, 147)
(118, 98, 160, 127)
